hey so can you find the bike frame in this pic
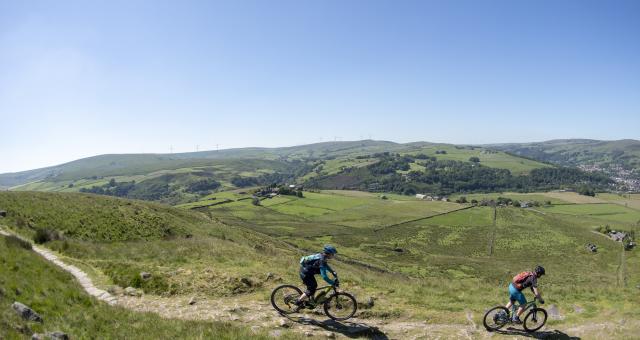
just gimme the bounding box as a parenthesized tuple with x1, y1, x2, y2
(307, 285, 337, 306)
(512, 300, 538, 315)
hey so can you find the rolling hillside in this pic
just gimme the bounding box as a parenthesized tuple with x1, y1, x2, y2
(1, 140, 555, 203)
(490, 139, 640, 168)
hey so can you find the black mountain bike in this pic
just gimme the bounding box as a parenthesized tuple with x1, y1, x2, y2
(483, 297, 548, 332)
(270, 282, 358, 321)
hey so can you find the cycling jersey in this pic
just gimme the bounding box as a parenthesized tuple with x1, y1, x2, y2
(300, 253, 336, 285)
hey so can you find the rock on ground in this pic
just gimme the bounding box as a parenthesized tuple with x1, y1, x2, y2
(12, 302, 43, 322)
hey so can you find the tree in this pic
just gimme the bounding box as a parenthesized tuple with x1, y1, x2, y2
(251, 197, 261, 206)
(578, 185, 595, 197)
(469, 157, 480, 163)
(109, 178, 117, 187)
(455, 196, 468, 203)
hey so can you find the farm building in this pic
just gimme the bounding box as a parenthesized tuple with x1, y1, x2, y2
(608, 231, 627, 242)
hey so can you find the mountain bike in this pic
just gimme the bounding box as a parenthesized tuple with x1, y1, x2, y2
(483, 297, 547, 332)
(270, 281, 358, 321)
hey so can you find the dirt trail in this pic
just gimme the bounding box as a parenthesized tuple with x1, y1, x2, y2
(2, 227, 637, 339)
(0, 228, 117, 305)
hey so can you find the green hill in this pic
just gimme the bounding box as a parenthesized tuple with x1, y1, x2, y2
(2, 140, 556, 204)
(491, 139, 640, 169)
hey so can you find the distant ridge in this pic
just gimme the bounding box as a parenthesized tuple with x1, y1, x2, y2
(2, 139, 637, 188)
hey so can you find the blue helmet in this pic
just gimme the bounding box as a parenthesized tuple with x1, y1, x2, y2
(323, 244, 337, 255)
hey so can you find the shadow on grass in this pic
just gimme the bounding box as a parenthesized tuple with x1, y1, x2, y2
(285, 314, 389, 339)
(495, 326, 581, 339)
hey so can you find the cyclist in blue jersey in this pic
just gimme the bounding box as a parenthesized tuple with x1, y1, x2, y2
(294, 245, 339, 309)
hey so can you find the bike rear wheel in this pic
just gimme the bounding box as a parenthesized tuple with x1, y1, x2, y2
(523, 308, 547, 332)
(270, 285, 303, 315)
(483, 306, 510, 331)
(323, 292, 357, 321)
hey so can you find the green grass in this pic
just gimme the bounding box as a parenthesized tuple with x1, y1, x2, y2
(0, 192, 197, 241)
(449, 192, 571, 204)
(403, 145, 551, 175)
(542, 203, 640, 224)
(2, 190, 639, 335)
(0, 235, 296, 340)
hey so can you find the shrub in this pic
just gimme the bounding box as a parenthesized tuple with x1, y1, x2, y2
(33, 228, 61, 244)
(4, 235, 32, 250)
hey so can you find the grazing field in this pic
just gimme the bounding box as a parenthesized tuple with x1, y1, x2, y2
(542, 191, 608, 204)
(597, 193, 640, 210)
(541, 203, 640, 225)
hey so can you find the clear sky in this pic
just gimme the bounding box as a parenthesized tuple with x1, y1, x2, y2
(1, 0, 639, 173)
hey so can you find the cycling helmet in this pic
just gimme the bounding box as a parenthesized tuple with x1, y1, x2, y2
(323, 245, 338, 255)
(534, 265, 545, 276)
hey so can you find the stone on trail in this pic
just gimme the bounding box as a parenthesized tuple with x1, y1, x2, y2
(124, 287, 141, 297)
(269, 330, 283, 338)
(0, 210, 7, 217)
(107, 286, 124, 296)
(325, 331, 336, 339)
(140, 272, 152, 280)
(47, 332, 69, 340)
(188, 296, 196, 305)
(548, 304, 564, 320)
(359, 296, 375, 309)
(573, 305, 585, 314)
(277, 318, 291, 328)
(12, 302, 43, 322)
(240, 277, 254, 287)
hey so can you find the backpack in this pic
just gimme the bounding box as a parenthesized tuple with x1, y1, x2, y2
(512, 271, 533, 290)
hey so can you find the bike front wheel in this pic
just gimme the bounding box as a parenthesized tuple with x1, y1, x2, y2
(523, 308, 547, 332)
(483, 306, 510, 331)
(270, 284, 303, 315)
(323, 292, 357, 321)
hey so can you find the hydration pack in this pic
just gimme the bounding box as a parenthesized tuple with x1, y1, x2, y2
(512, 271, 533, 290)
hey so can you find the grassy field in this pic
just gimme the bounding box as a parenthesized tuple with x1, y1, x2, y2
(0, 234, 296, 340)
(541, 203, 640, 225)
(402, 145, 551, 175)
(597, 193, 640, 210)
(1, 190, 639, 338)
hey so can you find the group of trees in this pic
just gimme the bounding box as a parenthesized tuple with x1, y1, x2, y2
(231, 172, 296, 188)
(305, 154, 613, 196)
(79, 174, 222, 201)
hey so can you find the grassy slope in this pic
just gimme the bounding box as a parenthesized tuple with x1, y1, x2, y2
(199, 190, 640, 325)
(0, 235, 293, 340)
(491, 139, 640, 168)
(0, 192, 196, 241)
(402, 144, 551, 175)
(3, 140, 551, 193)
(2, 190, 639, 335)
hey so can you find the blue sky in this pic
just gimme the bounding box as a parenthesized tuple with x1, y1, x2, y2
(1, 0, 639, 173)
